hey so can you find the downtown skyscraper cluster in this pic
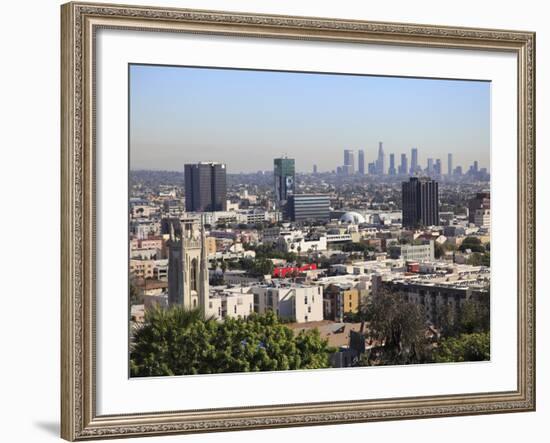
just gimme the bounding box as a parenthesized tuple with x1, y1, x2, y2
(334, 144, 486, 181)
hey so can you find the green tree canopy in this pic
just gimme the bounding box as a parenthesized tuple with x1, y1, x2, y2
(459, 236, 485, 253)
(434, 241, 444, 259)
(436, 297, 490, 338)
(364, 289, 430, 365)
(226, 257, 274, 277)
(432, 332, 490, 363)
(130, 308, 334, 377)
(341, 242, 374, 253)
(245, 243, 298, 262)
(467, 252, 490, 267)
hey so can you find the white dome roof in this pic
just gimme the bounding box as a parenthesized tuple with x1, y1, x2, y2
(340, 212, 366, 224)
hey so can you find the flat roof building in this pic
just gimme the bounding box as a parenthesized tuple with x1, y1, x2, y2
(184, 162, 227, 212)
(287, 194, 330, 222)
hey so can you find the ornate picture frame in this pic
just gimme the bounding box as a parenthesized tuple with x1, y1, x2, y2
(61, 1, 535, 440)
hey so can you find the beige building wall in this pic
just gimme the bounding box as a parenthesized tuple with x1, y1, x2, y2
(205, 236, 217, 255)
(342, 288, 360, 314)
(130, 259, 155, 279)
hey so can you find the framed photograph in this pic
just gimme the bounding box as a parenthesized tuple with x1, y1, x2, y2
(61, 1, 536, 440)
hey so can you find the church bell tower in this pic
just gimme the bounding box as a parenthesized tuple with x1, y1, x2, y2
(167, 216, 209, 314)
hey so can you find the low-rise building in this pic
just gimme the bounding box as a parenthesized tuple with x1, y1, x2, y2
(382, 279, 489, 325)
(222, 270, 265, 286)
(389, 241, 434, 262)
(144, 293, 168, 310)
(474, 208, 491, 229)
(372, 263, 490, 325)
(323, 284, 362, 321)
(252, 284, 323, 323)
(131, 220, 161, 239)
(205, 287, 255, 320)
(152, 259, 168, 281)
(276, 233, 328, 253)
(130, 259, 155, 279)
(241, 209, 268, 225)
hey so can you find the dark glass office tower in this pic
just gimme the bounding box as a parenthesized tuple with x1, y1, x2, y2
(184, 162, 227, 212)
(274, 157, 295, 205)
(402, 177, 439, 228)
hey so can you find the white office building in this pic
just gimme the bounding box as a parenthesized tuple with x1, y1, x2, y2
(252, 285, 323, 323)
(205, 287, 254, 321)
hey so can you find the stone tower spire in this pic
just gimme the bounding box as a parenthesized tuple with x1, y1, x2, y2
(198, 215, 209, 317)
(169, 218, 175, 241)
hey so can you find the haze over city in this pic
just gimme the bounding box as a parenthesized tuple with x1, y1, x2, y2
(129, 63, 492, 376)
(129, 64, 491, 173)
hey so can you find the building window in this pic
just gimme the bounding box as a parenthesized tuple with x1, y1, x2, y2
(304, 296, 308, 305)
(234, 305, 237, 314)
(190, 258, 198, 291)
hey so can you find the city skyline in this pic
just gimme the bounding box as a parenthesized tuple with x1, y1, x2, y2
(131, 150, 486, 178)
(130, 64, 491, 173)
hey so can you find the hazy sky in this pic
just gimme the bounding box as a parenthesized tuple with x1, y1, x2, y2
(129, 64, 490, 173)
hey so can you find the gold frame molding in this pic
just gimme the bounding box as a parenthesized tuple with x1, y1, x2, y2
(61, 1, 536, 440)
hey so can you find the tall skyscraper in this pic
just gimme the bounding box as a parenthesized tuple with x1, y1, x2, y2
(410, 147, 418, 175)
(184, 162, 227, 212)
(313, 164, 318, 174)
(388, 153, 396, 175)
(376, 142, 385, 175)
(447, 153, 453, 176)
(399, 153, 408, 175)
(358, 149, 365, 175)
(344, 149, 355, 175)
(402, 177, 440, 228)
(435, 159, 442, 176)
(274, 157, 295, 205)
(427, 158, 434, 175)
